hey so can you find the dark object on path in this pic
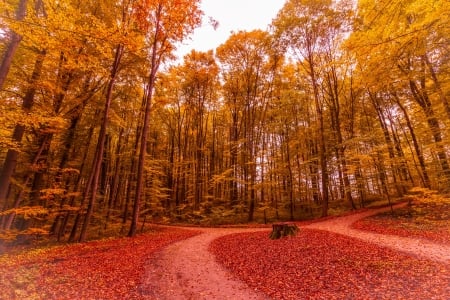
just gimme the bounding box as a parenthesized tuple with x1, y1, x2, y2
(269, 222, 299, 239)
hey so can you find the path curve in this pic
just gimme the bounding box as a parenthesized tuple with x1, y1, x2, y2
(303, 204, 450, 263)
(138, 227, 270, 299)
(138, 205, 449, 299)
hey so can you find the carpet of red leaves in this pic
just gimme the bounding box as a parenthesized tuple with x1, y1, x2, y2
(352, 217, 450, 244)
(210, 229, 450, 300)
(0, 227, 200, 299)
(351, 202, 450, 245)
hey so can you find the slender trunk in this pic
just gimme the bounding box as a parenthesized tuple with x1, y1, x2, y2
(376, 151, 393, 213)
(29, 134, 52, 205)
(129, 10, 163, 236)
(285, 129, 295, 221)
(79, 44, 123, 242)
(369, 92, 404, 196)
(423, 54, 450, 120)
(409, 80, 450, 180)
(394, 96, 430, 188)
(399, 60, 450, 182)
(229, 108, 239, 207)
(0, 0, 28, 89)
(354, 161, 365, 208)
(332, 106, 355, 209)
(0, 51, 45, 209)
(308, 140, 320, 204)
(69, 159, 94, 243)
(100, 134, 110, 196)
(129, 85, 154, 237)
(52, 79, 94, 239)
(308, 53, 328, 217)
(67, 125, 95, 242)
(105, 129, 124, 226)
(166, 131, 175, 210)
(2, 137, 48, 230)
(341, 154, 355, 209)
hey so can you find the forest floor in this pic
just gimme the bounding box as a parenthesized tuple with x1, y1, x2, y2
(148, 203, 449, 299)
(0, 203, 449, 299)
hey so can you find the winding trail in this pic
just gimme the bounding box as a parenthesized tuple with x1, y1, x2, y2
(139, 227, 270, 300)
(138, 205, 449, 299)
(304, 205, 450, 264)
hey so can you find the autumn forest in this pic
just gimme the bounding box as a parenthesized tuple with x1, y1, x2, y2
(0, 0, 448, 244)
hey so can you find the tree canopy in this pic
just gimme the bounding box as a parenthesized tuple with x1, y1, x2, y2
(0, 0, 448, 242)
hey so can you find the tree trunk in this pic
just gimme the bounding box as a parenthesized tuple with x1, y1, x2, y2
(369, 92, 404, 196)
(409, 80, 450, 182)
(67, 125, 95, 243)
(2, 137, 48, 230)
(269, 222, 299, 239)
(423, 54, 450, 120)
(309, 59, 329, 217)
(394, 96, 430, 188)
(129, 11, 163, 236)
(0, 51, 45, 209)
(79, 44, 123, 242)
(0, 0, 28, 89)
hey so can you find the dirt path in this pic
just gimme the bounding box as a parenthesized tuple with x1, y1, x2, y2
(139, 205, 449, 299)
(304, 205, 450, 263)
(139, 227, 270, 300)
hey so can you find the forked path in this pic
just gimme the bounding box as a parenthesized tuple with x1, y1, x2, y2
(139, 205, 449, 299)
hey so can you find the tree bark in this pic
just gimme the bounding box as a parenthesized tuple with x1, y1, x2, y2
(393, 95, 430, 188)
(129, 8, 163, 236)
(0, 0, 28, 90)
(79, 44, 123, 242)
(269, 222, 299, 239)
(409, 80, 450, 181)
(0, 51, 45, 209)
(308, 52, 329, 217)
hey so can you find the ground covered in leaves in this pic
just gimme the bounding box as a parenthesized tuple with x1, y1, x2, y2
(2, 197, 449, 299)
(210, 229, 450, 299)
(353, 198, 450, 244)
(0, 227, 200, 299)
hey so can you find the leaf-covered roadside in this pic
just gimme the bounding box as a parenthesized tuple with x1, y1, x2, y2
(352, 217, 450, 245)
(0, 227, 199, 299)
(352, 197, 450, 244)
(210, 230, 450, 299)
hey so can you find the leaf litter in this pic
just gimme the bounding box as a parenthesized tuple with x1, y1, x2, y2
(0, 227, 200, 299)
(210, 229, 449, 299)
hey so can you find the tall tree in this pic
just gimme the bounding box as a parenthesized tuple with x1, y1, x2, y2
(0, 0, 47, 213)
(216, 30, 277, 221)
(273, 0, 353, 216)
(128, 0, 202, 237)
(0, 0, 29, 90)
(349, 0, 450, 189)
